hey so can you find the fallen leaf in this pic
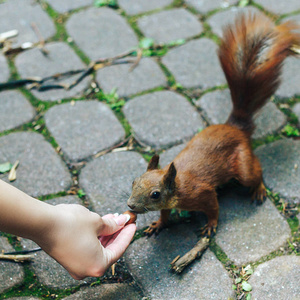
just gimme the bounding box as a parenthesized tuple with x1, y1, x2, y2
(242, 281, 252, 292)
(0, 162, 12, 173)
(8, 160, 19, 182)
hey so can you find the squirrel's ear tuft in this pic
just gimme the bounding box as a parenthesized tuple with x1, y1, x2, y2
(147, 154, 160, 171)
(163, 162, 177, 192)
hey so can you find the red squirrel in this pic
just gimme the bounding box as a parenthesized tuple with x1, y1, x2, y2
(127, 13, 300, 236)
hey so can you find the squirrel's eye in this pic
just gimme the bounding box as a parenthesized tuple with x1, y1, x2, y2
(150, 191, 161, 199)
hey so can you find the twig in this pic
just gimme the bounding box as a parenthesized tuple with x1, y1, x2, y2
(94, 136, 133, 158)
(0, 253, 34, 262)
(0, 49, 140, 92)
(31, 22, 48, 55)
(170, 237, 209, 273)
(4, 247, 42, 255)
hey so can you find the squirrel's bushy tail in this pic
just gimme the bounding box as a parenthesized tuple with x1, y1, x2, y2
(219, 12, 300, 134)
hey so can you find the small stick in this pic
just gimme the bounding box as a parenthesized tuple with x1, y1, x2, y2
(0, 253, 34, 262)
(111, 263, 116, 276)
(171, 237, 209, 273)
(31, 22, 48, 55)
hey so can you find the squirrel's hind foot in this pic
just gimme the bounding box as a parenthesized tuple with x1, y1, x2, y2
(251, 181, 267, 204)
(200, 223, 217, 237)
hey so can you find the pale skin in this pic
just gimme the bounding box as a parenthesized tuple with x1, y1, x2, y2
(0, 179, 136, 280)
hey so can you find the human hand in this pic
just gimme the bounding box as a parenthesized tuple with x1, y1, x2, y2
(35, 204, 136, 280)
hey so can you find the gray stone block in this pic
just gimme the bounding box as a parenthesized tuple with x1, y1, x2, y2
(185, 0, 237, 14)
(249, 255, 300, 300)
(0, 132, 72, 197)
(125, 224, 235, 300)
(44, 101, 125, 162)
(293, 103, 300, 122)
(255, 138, 300, 203)
(255, 0, 300, 15)
(66, 7, 138, 60)
(15, 42, 90, 101)
(137, 8, 203, 44)
(79, 151, 160, 229)
(62, 283, 142, 300)
(0, 91, 36, 132)
(207, 6, 261, 37)
(0, 0, 55, 47)
(215, 189, 291, 265)
(0, 53, 9, 83)
(162, 39, 226, 89)
(96, 58, 167, 97)
(46, 0, 93, 13)
(196, 89, 287, 139)
(0, 236, 24, 294)
(20, 196, 88, 288)
(276, 57, 300, 99)
(118, 0, 173, 15)
(123, 91, 205, 149)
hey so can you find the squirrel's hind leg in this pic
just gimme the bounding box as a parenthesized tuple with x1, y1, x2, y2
(234, 144, 267, 204)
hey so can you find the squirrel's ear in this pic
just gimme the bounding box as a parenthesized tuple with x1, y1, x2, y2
(147, 154, 160, 171)
(163, 162, 177, 192)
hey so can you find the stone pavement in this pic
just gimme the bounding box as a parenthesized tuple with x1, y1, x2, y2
(0, 0, 299, 299)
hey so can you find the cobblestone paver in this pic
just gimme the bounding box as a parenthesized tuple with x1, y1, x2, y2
(162, 39, 226, 89)
(0, 0, 55, 48)
(96, 57, 167, 97)
(123, 91, 205, 149)
(44, 101, 125, 162)
(255, 139, 300, 203)
(215, 189, 291, 265)
(125, 224, 235, 300)
(0, 91, 36, 132)
(0, 0, 299, 299)
(185, 0, 237, 13)
(249, 255, 300, 299)
(137, 8, 203, 44)
(0, 132, 72, 197)
(66, 7, 138, 60)
(0, 236, 24, 294)
(46, 0, 93, 14)
(0, 53, 9, 82)
(118, 0, 173, 15)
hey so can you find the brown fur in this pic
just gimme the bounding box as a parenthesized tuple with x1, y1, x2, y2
(128, 12, 300, 236)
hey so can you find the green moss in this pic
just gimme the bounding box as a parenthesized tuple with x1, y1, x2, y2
(209, 239, 230, 265)
(287, 217, 299, 234)
(251, 133, 282, 149)
(0, 265, 80, 299)
(37, 191, 68, 201)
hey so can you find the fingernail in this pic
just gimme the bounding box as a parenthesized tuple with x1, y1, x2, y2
(114, 214, 130, 226)
(113, 213, 119, 217)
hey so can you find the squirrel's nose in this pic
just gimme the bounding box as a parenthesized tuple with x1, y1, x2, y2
(128, 203, 136, 210)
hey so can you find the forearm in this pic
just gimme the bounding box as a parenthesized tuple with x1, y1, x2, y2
(0, 179, 55, 242)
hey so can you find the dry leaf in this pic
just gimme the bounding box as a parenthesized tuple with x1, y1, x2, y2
(8, 160, 19, 182)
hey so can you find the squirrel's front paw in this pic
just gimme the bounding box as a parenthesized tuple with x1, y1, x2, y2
(144, 220, 165, 237)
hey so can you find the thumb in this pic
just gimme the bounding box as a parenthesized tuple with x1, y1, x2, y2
(98, 214, 130, 236)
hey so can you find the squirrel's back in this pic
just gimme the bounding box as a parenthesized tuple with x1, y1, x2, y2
(219, 13, 300, 134)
